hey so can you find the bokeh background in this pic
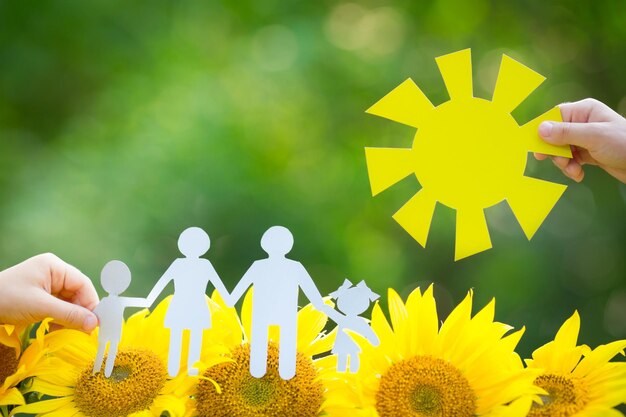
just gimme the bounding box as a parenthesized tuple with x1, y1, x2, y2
(0, 0, 625, 367)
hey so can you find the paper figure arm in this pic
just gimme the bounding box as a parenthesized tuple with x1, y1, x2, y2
(355, 319, 380, 346)
(146, 262, 177, 307)
(227, 262, 257, 307)
(297, 266, 344, 323)
(93, 302, 104, 321)
(121, 297, 151, 308)
(205, 260, 231, 305)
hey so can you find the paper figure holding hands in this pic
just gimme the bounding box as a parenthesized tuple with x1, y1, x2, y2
(329, 279, 380, 373)
(228, 226, 343, 380)
(146, 227, 231, 377)
(93, 260, 149, 377)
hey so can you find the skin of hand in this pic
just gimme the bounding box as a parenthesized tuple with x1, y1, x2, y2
(535, 98, 626, 184)
(0, 253, 99, 331)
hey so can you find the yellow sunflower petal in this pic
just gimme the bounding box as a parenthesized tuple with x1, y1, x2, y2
(435, 290, 473, 357)
(407, 285, 438, 355)
(0, 387, 24, 406)
(370, 301, 399, 362)
(387, 288, 409, 357)
(573, 340, 626, 378)
(12, 396, 75, 414)
(30, 378, 76, 397)
(305, 328, 337, 358)
(241, 288, 254, 340)
(296, 302, 331, 352)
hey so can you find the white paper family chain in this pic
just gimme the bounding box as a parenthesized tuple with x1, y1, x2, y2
(93, 226, 380, 381)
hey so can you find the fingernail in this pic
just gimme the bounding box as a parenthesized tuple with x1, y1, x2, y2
(83, 314, 98, 332)
(538, 122, 553, 139)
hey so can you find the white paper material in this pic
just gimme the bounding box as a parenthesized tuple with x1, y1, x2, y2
(93, 260, 149, 377)
(329, 279, 380, 373)
(93, 226, 381, 381)
(229, 226, 342, 380)
(146, 227, 230, 377)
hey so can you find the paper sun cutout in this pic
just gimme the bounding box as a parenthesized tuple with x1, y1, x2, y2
(95, 226, 373, 381)
(364, 48, 572, 260)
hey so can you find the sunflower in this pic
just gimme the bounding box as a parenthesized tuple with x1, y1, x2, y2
(193, 290, 344, 417)
(13, 297, 205, 417)
(331, 285, 543, 417)
(525, 311, 626, 416)
(0, 322, 49, 414)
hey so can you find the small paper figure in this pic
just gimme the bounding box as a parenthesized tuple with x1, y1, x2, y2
(146, 227, 231, 377)
(229, 226, 343, 380)
(93, 260, 149, 377)
(329, 279, 380, 373)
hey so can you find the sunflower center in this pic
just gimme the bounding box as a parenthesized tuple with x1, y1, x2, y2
(528, 374, 588, 417)
(74, 349, 167, 417)
(0, 344, 19, 386)
(240, 376, 277, 407)
(376, 355, 477, 417)
(196, 342, 324, 417)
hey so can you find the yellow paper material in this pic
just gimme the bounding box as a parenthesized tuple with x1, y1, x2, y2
(455, 207, 492, 261)
(366, 79, 434, 128)
(436, 48, 473, 100)
(365, 48, 572, 260)
(365, 147, 415, 196)
(392, 188, 437, 247)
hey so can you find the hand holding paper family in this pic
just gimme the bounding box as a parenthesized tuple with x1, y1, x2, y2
(93, 226, 380, 380)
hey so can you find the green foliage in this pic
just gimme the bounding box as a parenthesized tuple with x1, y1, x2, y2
(0, 0, 624, 367)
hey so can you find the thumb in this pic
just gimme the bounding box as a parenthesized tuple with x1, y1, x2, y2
(538, 121, 604, 150)
(37, 294, 99, 332)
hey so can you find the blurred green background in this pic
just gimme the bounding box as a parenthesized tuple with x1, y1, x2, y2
(0, 0, 624, 364)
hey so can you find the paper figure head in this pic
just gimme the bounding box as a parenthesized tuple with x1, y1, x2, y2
(330, 279, 380, 316)
(178, 227, 210, 258)
(261, 226, 294, 257)
(101, 260, 132, 295)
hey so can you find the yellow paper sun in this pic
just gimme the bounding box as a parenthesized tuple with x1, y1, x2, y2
(365, 49, 572, 260)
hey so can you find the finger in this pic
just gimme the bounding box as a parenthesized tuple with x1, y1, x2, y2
(560, 98, 616, 123)
(559, 99, 596, 123)
(44, 255, 99, 311)
(534, 152, 549, 160)
(552, 156, 570, 170)
(572, 147, 597, 166)
(33, 292, 98, 332)
(564, 159, 585, 182)
(538, 120, 605, 150)
(552, 157, 584, 182)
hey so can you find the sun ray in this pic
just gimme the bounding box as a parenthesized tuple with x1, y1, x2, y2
(436, 48, 473, 100)
(365, 79, 434, 128)
(392, 189, 437, 247)
(507, 176, 567, 240)
(492, 55, 545, 113)
(521, 106, 573, 158)
(455, 207, 492, 261)
(365, 147, 415, 196)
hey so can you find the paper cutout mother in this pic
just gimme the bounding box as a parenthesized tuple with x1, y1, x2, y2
(146, 227, 230, 377)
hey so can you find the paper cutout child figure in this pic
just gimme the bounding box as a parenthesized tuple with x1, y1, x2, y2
(329, 279, 380, 373)
(93, 260, 149, 378)
(146, 227, 231, 377)
(228, 226, 343, 380)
